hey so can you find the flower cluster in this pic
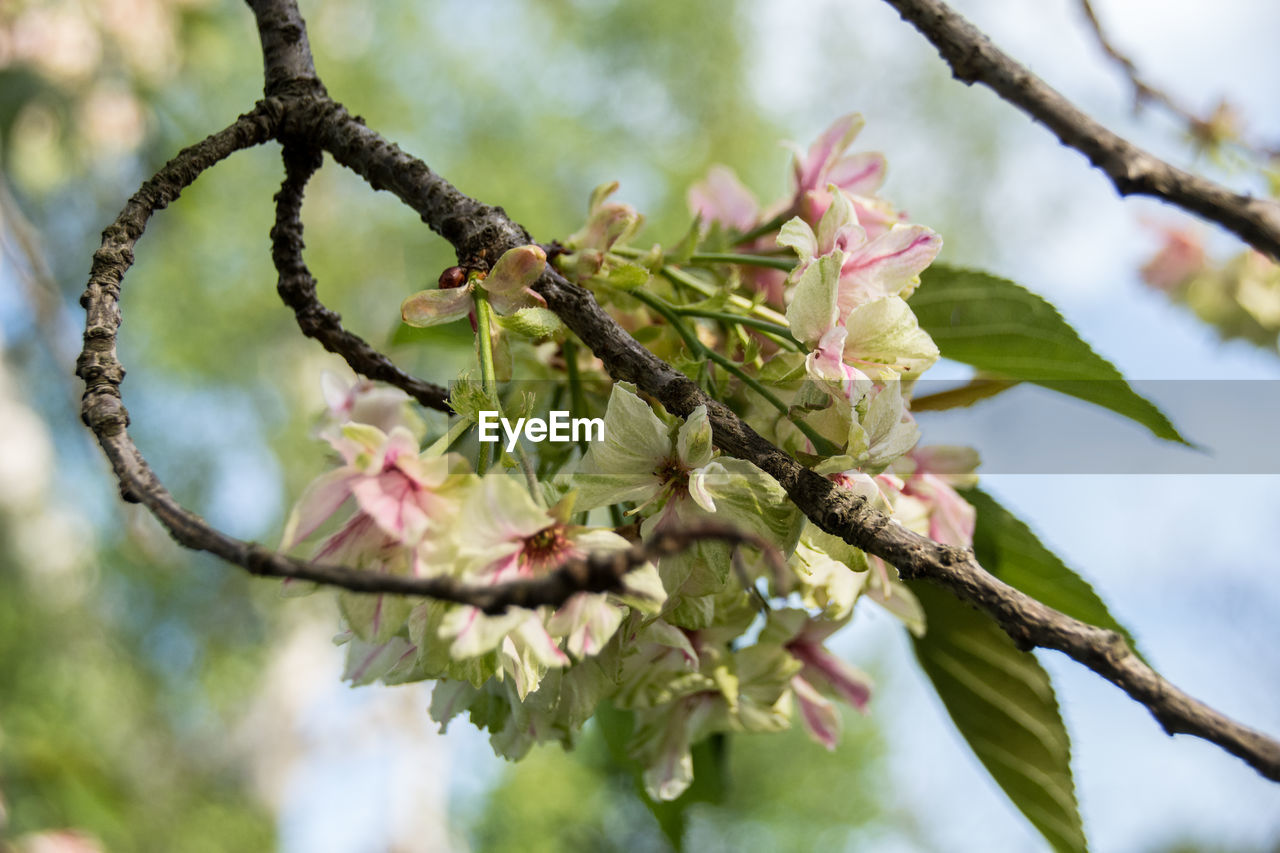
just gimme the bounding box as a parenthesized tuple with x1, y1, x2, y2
(284, 114, 981, 801)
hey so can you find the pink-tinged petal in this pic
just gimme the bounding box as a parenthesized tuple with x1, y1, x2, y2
(805, 325, 873, 406)
(792, 674, 841, 750)
(321, 371, 354, 416)
(922, 474, 975, 548)
(444, 605, 526, 659)
(401, 286, 474, 327)
(852, 197, 902, 240)
(512, 616, 570, 667)
(837, 224, 942, 315)
(351, 470, 431, 544)
(798, 188, 831, 227)
(549, 592, 625, 659)
(794, 113, 865, 194)
(816, 188, 866, 257)
(791, 640, 872, 712)
(483, 245, 547, 295)
(314, 513, 381, 563)
(383, 426, 421, 466)
(827, 151, 887, 196)
(1141, 224, 1205, 290)
(644, 733, 694, 802)
(280, 468, 358, 549)
(688, 165, 760, 232)
(829, 470, 880, 505)
(485, 286, 539, 317)
(11, 832, 104, 853)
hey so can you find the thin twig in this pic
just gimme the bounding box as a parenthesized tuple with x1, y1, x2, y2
(271, 142, 451, 412)
(880, 0, 1280, 262)
(1076, 0, 1279, 159)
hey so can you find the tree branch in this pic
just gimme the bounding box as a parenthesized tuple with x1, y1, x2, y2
(1076, 0, 1279, 159)
(76, 103, 282, 498)
(880, 0, 1280, 261)
(271, 142, 451, 411)
(74, 0, 1280, 785)
(280, 40, 1280, 781)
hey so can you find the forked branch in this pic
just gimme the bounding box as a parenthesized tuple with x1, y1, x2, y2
(74, 0, 1280, 784)
(881, 0, 1280, 261)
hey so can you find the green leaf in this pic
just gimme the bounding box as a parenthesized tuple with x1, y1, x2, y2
(962, 487, 1143, 659)
(911, 583, 1087, 853)
(911, 265, 1189, 444)
(494, 306, 565, 341)
(911, 377, 1020, 411)
(603, 261, 653, 290)
(594, 704, 727, 851)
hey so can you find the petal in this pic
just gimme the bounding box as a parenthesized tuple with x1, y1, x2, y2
(443, 605, 527, 658)
(815, 187, 866, 257)
(280, 468, 357, 549)
(837, 224, 942, 313)
(852, 196, 902, 240)
(688, 164, 760, 232)
(805, 326, 873, 407)
(676, 405, 714, 469)
(687, 462, 721, 513)
(785, 252, 844, 347)
(827, 151, 887, 196)
(792, 674, 841, 750)
(841, 296, 940, 378)
(777, 216, 819, 265)
(511, 614, 570, 667)
(911, 445, 981, 477)
(574, 384, 673, 510)
(484, 245, 547, 293)
(922, 474, 976, 547)
(351, 470, 432, 544)
(401, 287, 474, 327)
(801, 644, 873, 712)
(794, 113, 865, 193)
(548, 592, 625, 659)
(320, 371, 354, 415)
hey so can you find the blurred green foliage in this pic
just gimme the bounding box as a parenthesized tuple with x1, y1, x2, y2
(0, 0, 1008, 848)
(467, 705, 911, 853)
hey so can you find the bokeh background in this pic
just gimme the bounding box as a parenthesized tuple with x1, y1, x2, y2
(1, 0, 1278, 850)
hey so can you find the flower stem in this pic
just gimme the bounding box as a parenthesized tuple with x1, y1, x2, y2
(658, 265, 789, 327)
(563, 337, 591, 455)
(630, 289, 838, 457)
(688, 252, 796, 271)
(474, 289, 545, 503)
(424, 415, 473, 457)
(670, 306, 802, 351)
(474, 290, 498, 476)
(733, 209, 794, 246)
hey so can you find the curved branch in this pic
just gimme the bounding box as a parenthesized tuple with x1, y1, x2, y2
(271, 142, 451, 411)
(881, 0, 1280, 261)
(71, 106, 763, 615)
(76, 103, 282, 497)
(74, 0, 1280, 785)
